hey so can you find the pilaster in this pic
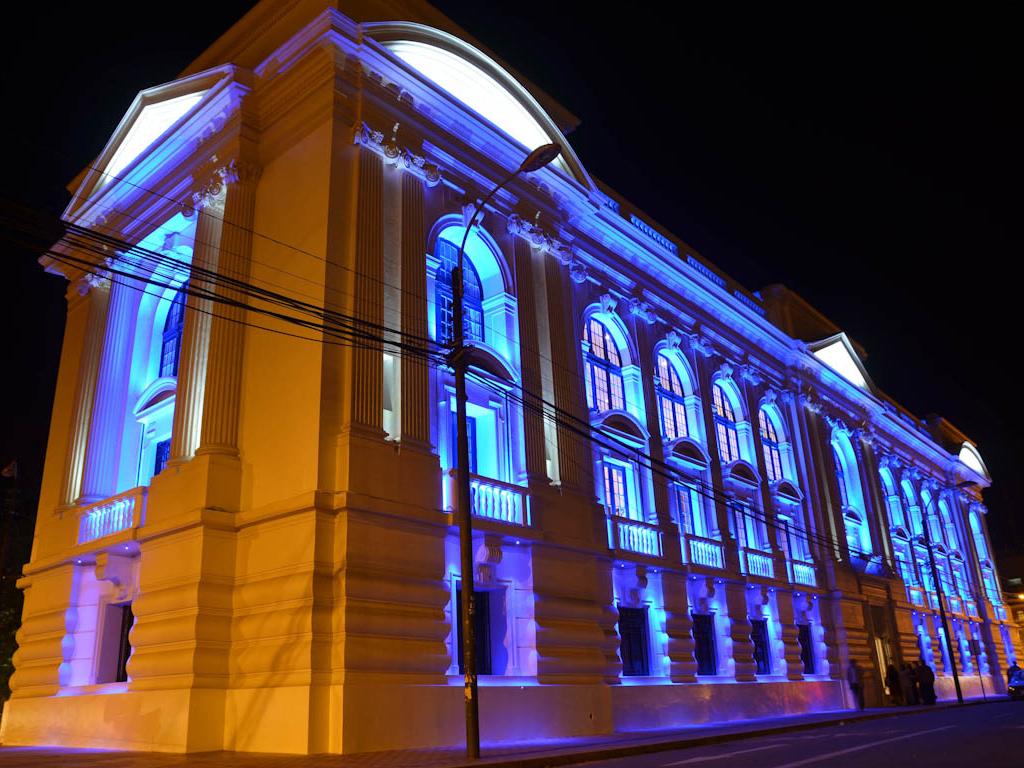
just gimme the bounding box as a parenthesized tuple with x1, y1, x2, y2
(723, 581, 757, 681)
(513, 237, 547, 484)
(399, 172, 430, 449)
(61, 276, 110, 507)
(776, 590, 805, 680)
(197, 160, 261, 457)
(663, 570, 697, 682)
(170, 195, 223, 462)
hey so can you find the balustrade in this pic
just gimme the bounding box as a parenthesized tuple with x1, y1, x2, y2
(608, 516, 662, 557)
(78, 486, 146, 544)
(687, 535, 725, 569)
(743, 548, 775, 579)
(446, 471, 529, 526)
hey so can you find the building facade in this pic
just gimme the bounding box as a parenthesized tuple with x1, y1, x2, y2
(2, 0, 1018, 754)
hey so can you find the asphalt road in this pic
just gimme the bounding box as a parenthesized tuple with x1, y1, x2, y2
(583, 702, 1022, 768)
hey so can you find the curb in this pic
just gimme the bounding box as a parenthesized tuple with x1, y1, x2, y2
(449, 699, 996, 768)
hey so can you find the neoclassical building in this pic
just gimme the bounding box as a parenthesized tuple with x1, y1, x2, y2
(2, 0, 1017, 754)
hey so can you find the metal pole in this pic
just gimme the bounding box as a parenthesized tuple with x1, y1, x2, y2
(449, 145, 559, 758)
(451, 170, 523, 760)
(921, 510, 964, 704)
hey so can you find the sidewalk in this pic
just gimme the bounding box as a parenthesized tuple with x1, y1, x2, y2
(0, 698, 997, 768)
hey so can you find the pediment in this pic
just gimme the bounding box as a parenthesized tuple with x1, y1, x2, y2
(368, 22, 593, 190)
(809, 332, 873, 392)
(668, 438, 709, 469)
(67, 66, 239, 220)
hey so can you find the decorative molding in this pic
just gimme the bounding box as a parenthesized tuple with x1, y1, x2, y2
(598, 292, 618, 316)
(354, 122, 441, 186)
(664, 329, 682, 350)
(761, 388, 778, 406)
(718, 362, 735, 381)
(691, 334, 714, 358)
(569, 258, 588, 284)
(739, 363, 762, 386)
(506, 213, 572, 264)
(627, 296, 656, 324)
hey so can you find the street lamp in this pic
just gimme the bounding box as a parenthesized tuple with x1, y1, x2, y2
(449, 143, 561, 759)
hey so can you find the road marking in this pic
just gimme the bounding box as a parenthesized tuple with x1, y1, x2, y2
(662, 744, 785, 765)
(764, 725, 954, 768)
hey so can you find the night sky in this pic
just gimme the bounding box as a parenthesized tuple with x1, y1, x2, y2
(1, 3, 1020, 551)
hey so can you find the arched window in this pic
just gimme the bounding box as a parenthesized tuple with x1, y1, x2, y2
(656, 353, 688, 440)
(831, 431, 871, 557)
(159, 288, 186, 378)
(758, 408, 783, 483)
(584, 317, 625, 412)
(712, 383, 740, 464)
(434, 238, 485, 345)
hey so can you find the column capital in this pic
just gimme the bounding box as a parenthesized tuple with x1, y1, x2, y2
(190, 158, 262, 213)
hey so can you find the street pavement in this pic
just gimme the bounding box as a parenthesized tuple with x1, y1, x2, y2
(0, 700, 1019, 767)
(584, 702, 1021, 768)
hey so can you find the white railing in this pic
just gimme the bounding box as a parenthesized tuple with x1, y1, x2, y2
(608, 516, 662, 557)
(468, 474, 528, 526)
(790, 560, 816, 587)
(907, 585, 926, 607)
(77, 487, 146, 544)
(688, 536, 725, 569)
(743, 548, 775, 579)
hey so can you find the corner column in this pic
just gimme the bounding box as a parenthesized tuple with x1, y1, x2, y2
(61, 275, 110, 508)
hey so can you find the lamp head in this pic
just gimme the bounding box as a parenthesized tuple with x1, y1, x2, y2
(518, 143, 561, 173)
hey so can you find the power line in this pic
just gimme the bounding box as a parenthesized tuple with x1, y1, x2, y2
(6, 200, 969, 587)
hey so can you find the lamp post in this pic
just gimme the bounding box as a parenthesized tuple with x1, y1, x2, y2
(450, 143, 560, 759)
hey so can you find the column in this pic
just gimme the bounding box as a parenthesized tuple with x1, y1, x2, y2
(513, 237, 547, 483)
(693, 346, 735, 563)
(399, 172, 430, 449)
(776, 591, 805, 680)
(664, 570, 698, 682)
(197, 161, 261, 456)
(342, 146, 384, 434)
(543, 257, 589, 492)
(61, 275, 110, 507)
(169, 192, 223, 461)
(723, 581, 757, 681)
(80, 274, 141, 502)
(852, 431, 887, 562)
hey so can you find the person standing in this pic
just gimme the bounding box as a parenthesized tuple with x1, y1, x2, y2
(1007, 660, 1022, 687)
(847, 659, 865, 710)
(885, 664, 902, 706)
(917, 660, 937, 705)
(899, 663, 918, 705)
